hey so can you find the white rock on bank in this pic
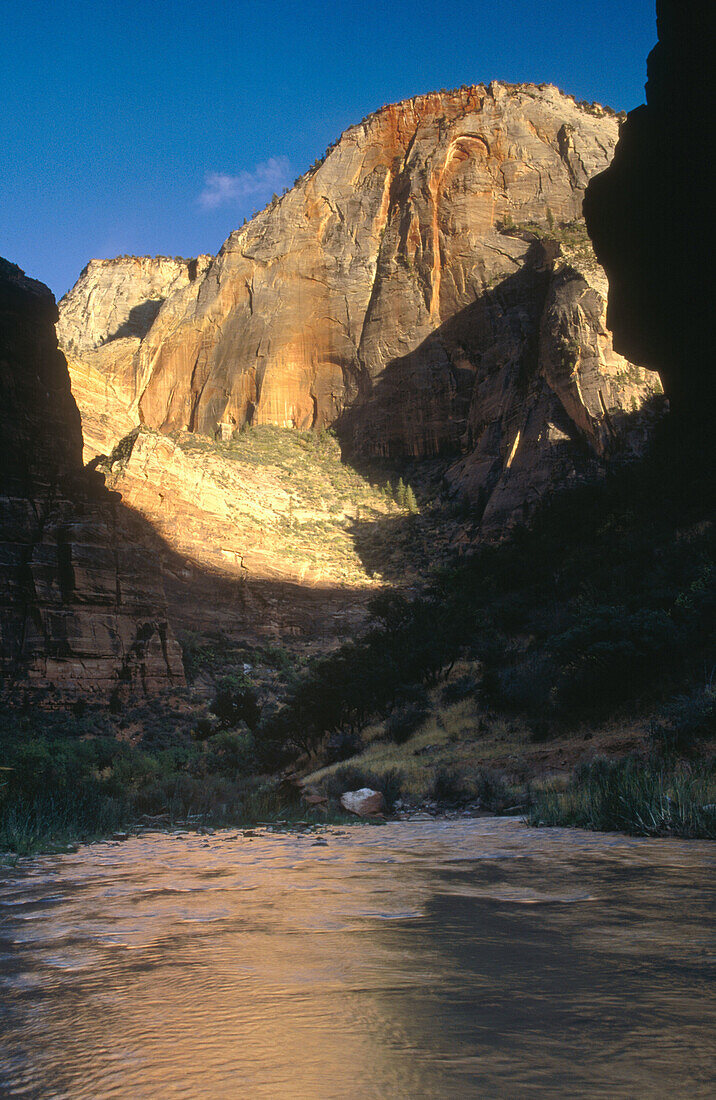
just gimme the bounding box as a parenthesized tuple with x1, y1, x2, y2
(340, 789, 386, 817)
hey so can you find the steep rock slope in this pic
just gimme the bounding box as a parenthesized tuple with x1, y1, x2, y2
(100, 425, 402, 589)
(584, 0, 714, 419)
(61, 83, 660, 529)
(0, 259, 184, 697)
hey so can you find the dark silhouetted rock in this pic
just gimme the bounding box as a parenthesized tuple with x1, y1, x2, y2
(0, 258, 184, 698)
(584, 1, 715, 418)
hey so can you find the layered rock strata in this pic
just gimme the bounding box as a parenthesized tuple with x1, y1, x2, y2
(584, 1, 714, 419)
(61, 83, 660, 530)
(0, 258, 184, 697)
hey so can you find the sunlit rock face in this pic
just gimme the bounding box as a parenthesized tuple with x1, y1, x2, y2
(0, 258, 184, 698)
(60, 83, 660, 528)
(58, 256, 212, 460)
(584, 1, 714, 419)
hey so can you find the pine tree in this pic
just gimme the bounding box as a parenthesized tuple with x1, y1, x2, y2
(405, 484, 419, 515)
(395, 478, 407, 507)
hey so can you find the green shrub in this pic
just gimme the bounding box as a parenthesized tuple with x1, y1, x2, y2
(325, 730, 363, 763)
(210, 675, 261, 730)
(385, 701, 428, 744)
(481, 654, 554, 712)
(551, 606, 680, 710)
(440, 674, 479, 705)
(649, 690, 716, 754)
(206, 729, 257, 776)
(429, 765, 471, 806)
(472, 767, 512, 811)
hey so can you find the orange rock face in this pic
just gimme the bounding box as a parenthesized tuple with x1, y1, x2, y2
(60, 83, 661, 530)
(0, 259, 184, 698)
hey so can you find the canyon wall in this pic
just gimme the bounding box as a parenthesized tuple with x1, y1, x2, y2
(0, 258, 184, 698)
(60, 83, 661, 530)
(584, 0, 714, 419)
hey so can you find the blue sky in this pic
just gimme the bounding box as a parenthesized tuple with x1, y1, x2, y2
(1, 0, 656, 297)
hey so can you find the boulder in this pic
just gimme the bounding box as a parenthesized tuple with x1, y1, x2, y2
(302, 789, 328, 808)
(340, 788, 386, 817)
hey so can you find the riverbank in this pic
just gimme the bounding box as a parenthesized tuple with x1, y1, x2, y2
(2, 716, 713, 858)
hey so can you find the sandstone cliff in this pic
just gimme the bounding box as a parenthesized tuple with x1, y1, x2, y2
(60, 82, 660, 531)
(0, 258, 184, 697)
(58, 255, 212, 459)
(584, 1, 714, 420)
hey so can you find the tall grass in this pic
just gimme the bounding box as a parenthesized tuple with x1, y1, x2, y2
(0, 791, 127, 856)
(0, 784, 353, 856)
(528, 757, 716, 838)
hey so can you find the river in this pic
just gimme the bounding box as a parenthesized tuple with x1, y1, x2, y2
(1, 817, 714, 1098)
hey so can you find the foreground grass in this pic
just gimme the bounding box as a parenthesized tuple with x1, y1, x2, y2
(528, 757, 716, 838)
(0, 793, 354, 859)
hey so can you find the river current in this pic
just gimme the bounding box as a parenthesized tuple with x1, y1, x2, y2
(1, 817, 714, 1098)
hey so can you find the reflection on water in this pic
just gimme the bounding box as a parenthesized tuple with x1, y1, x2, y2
(1, 818, 714, 1098)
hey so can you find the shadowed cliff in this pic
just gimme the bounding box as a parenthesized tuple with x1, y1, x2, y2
(584, 0, 716, 420)
(0, 259, 184, 698)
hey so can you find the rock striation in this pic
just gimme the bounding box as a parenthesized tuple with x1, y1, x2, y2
(584, 1, 714, 420)
(0, 258, 184, 697)
(61, 83, 660, 529)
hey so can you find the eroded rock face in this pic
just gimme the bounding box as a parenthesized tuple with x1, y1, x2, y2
(61, 83, 660, 527)
(584, 1, 714, 418)
(0, 259, 184, 698)
(58, 255, 212, 356)
(58, 255, 212, 459)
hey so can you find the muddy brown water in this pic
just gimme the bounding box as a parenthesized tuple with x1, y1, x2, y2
(0, 818, 714, 1098)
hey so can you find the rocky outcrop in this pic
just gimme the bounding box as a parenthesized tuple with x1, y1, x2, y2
(584, 1, 714, 418)
(58, 255, 216, 355)
(61, 83, 660, 528)
(442, 234, 661, 531)
(0, 258, 184, 697)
